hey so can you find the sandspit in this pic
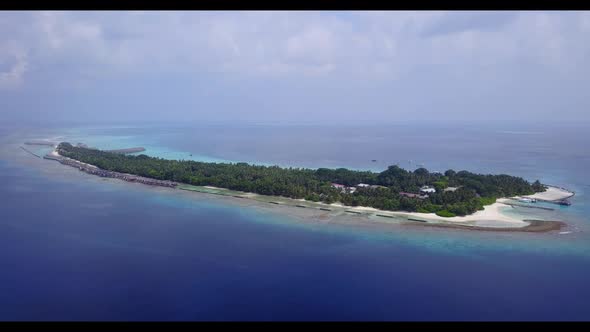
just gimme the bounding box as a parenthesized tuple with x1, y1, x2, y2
(523, 186, 575, 201)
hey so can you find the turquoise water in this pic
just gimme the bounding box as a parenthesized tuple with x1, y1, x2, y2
(2, 123, 590, 320)
(18, 124, 590, 253)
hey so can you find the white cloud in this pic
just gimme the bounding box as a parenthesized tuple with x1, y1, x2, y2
(0, 53, 28, 89)
(0, 11, 589, 88)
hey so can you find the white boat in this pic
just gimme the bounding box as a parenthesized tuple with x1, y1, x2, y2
(517, 198, 536, 203)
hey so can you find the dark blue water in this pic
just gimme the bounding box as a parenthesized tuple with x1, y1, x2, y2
(1, 124, 590, 321)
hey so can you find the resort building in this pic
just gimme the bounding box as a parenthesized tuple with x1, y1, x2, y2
(331, 183, 348, 193)
(331, 183, 357, 194)
(420, 186, 436, 194)
(356, 183, 370, 188)
(399, 192, 429, 199)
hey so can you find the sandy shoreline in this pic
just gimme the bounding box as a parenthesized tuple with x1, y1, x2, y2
(44, 145, 565, 233)
(523, 186, 575, 201)
(328, 199, 526, 226)
(177, 184, 566, 232)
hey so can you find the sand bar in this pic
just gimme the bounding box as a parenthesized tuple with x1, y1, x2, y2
(331, 199, 529, 227)
(523, 186, 574, 201)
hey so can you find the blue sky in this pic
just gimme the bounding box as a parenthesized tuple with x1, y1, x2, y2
(1, 11, 589, 125)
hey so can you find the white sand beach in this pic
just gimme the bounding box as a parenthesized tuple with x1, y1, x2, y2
(523, 186, 574, 201)
(52, 148, 98, 169)
(405, 200, 527, 226)
(328, 199, 527, 227)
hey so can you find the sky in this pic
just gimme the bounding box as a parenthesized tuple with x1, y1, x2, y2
(1, 11, 589, 126)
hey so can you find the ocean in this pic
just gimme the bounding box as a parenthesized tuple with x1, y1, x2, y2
(0, 122, 589, 321)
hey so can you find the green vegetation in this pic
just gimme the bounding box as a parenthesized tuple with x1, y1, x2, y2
(435, 210, 456, 218)
(532, 179, 547, 192)
(57, 142, 546, 217)
(478, 196, 497, 206)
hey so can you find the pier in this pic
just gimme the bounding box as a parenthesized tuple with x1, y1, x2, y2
(503, 201, 555, 211)
(520, 185, 575, 207)
(24, 141, 57, 147)
(20, 146, 42, 158)
(532, 198, 572, 206)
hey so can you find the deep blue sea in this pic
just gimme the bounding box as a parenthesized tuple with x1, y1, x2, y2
(1, 123, 589, 321)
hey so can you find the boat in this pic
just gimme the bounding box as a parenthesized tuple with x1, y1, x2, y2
(517, 198, 536, 203)
(557, 199, 572, 206)
(371, 159, 377, 162)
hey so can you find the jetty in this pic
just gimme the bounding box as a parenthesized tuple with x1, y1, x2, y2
(20, 146, 42, 158)
(518, 185, 575, 207)
(24, 141, 57, 147)
(533, 198, 572, 206)
(503, 201, 555, 211)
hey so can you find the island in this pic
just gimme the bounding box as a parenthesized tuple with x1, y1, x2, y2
(41, 142, 574, 232)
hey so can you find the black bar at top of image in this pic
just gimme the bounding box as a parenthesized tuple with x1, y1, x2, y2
(2, 0, 590, 11)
